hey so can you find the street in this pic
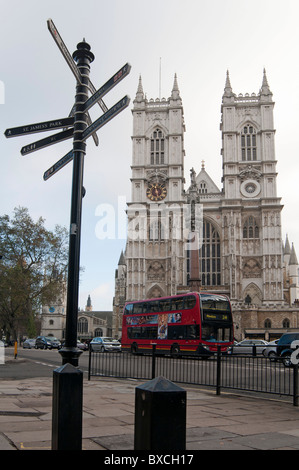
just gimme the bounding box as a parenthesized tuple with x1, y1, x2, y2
(1, 347, 90, 379)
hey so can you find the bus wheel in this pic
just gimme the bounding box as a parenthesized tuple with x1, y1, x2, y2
(171, 344, 180, 357)
(131, 343, 138, 354)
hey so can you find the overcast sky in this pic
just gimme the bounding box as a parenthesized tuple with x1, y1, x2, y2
(1, 0, 299, 311)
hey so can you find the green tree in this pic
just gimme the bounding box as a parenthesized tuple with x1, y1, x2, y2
(0, 207, 68, 341)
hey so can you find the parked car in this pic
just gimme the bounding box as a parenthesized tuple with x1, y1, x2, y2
(276, 332, 299, 367)
(77, 340, 88, 351)
(228, 339, 268, 355)
(262, 339, 279, 361)
(35, 336, 61, 350)
(23, 338, 36, 349)
(61, 340, 88, 351)
(90, 337, 121, 352)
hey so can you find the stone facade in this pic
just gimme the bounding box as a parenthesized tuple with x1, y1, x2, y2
(113, 70, 299, 340)
(41, 291, 111, 341)
(40, 282, 67, 340)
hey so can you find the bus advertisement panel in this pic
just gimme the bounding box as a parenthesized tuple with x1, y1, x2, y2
(121, 292, 233, 356)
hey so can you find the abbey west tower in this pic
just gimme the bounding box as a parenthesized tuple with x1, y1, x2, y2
(125, 75, 187, 301)
(113, 71, 299, 339)
(220, 70, 283, 305)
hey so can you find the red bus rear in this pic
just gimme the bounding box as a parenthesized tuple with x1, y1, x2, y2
(121, 292, 234, 356)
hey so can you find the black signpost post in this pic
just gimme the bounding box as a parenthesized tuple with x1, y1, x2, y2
(4, 19, 130, 450)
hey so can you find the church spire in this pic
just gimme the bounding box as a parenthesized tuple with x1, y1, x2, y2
(86, 294, 92, 312)
(285, 234, 291, 255)
(289, 243, 298, 266)
(223, 70, 233, 97)
(134, 75, 145, 103)
(171, 73, 180, 100)
(260, 68, 272, 100)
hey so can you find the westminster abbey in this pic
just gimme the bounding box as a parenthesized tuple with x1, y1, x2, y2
(113, 71, 299, 341)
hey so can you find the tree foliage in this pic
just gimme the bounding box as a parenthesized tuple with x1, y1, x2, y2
(0, 207, 68, 340)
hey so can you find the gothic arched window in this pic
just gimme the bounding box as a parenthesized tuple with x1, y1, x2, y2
(188, 220, 221, 286)
(241, 124, 257, 161)
(200, 221, 221, 286)
(94, 328, 103, 337)
(282, 318, 290, 328)
(149, 219, 165, 241)
(264, 319, 271, 329)
(243, 216, 259, 239)
(150, 128, 165, 165)
(199, 181, 207, 194)
(78, 317, 88, 334)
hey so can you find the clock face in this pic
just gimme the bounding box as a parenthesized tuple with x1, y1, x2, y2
(245, 183, 256, 194)
(240, 179, 261, 198)
(146, 183, 167, 201)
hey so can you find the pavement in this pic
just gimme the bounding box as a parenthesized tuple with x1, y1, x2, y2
(2, 360, 299, 451)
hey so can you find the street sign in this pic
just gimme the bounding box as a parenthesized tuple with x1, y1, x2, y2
(47, 18, 108, 113)
(4, 117, 74, 138)
(21, 127, 73, 156)
(83, 63, 131, 113)
(43, 150, 73, 181)
(47, 18, 103, 147)
(82, 95, 130, 141)
(47, 18, 82, 85)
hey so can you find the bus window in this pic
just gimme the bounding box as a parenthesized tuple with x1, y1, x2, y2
(202, 325, 232, 342)
(160, 298, 171, 311)
(128, 327, 141, 339)
(186, 325, 199, 339)
(171, 297, 184, 311)
(184, 295, 196, 309)
(128, 326, 157, 339)
(200, 294, 230, 313)
(124, 304, 133, 315)
(147, 300, 160, 313)
(168, 324, 199, 340)
(133, 303, 144, 314)
(168, 324, 185, 340)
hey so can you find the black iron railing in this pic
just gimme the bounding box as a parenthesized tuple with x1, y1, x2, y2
(88, 344, 299, 406)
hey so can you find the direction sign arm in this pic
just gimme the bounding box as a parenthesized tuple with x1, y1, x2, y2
(82, 95, 130, 141)
(83, 63, 131, 113)
(47, 19, 82, 84)
(43, 150, 73, 181)
(4, 117, 74, 138)
(21, 127, 74, 156)
(47, 19, 108, 114)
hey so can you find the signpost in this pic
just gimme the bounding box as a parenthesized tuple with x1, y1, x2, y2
(5, 117, 74, 138)
(82, 95, 130, 141)
(4, 19, 131, 451)
(83, 62, 131, 113)
(47, 18, 102, 146)
(47, 18, 108, 113)
(20, 127, 74, 156)
(43, 150, 73, 181)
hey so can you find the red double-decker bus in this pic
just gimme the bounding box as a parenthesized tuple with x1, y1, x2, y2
(121, 292, 234, 356)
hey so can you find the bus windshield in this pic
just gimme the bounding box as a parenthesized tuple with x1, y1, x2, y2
(200, 293, 233, 342)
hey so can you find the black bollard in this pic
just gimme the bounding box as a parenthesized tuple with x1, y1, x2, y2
(134, 376, 186, 450)
(52, 363, 83, 450)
